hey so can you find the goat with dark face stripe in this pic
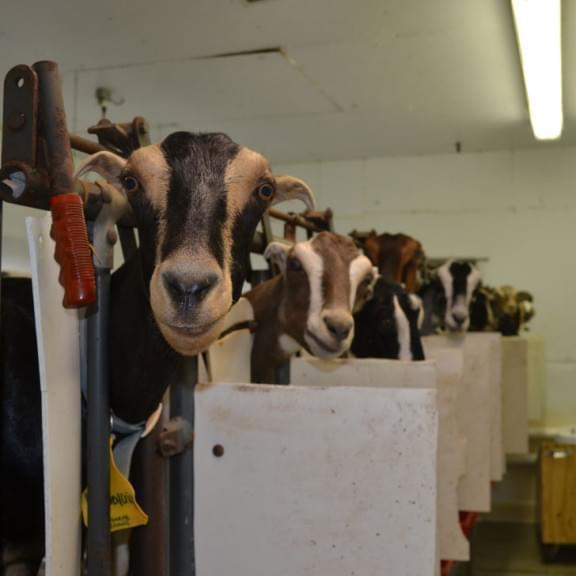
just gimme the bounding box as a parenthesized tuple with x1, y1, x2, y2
(245, 232, 376, 384)
(1, 131, 314, 574)
(419, 260, 481, 335)
(351, 279, 425, 361)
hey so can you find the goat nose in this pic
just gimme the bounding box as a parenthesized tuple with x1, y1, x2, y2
(323, 314, 353, 342)
(163, 271, 219, 304)
(452, 312, 467, 325)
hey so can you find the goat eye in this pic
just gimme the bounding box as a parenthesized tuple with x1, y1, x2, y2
(287, 257, 303, 272)
(123, 176, 140, 192)
(257, 182, 275, 200)
(361, 275, 373, 288)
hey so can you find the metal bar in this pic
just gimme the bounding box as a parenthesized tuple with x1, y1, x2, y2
(169, 356, 198, 575)
(267, 208, 319, 232)
(86, 266, 111, 576)
(70, 134, 108, 156)
(32, 61, 75, 197)
(131, 420, 168, 576)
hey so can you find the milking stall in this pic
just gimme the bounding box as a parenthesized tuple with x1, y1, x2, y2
(1, 2, 575, 576)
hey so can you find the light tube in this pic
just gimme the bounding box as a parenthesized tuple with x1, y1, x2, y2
(511, 0, 563, 140)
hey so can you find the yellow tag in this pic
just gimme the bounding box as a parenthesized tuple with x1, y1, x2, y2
(81, 438, 149, 532)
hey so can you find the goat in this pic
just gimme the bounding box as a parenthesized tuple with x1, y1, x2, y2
(419, 260, 481, 335)
(0, 131, 314, 574)
(470, 285, 535, 336)
(352, 231, 425, 293)
(351, 279, 425, 361)
(244, 232, 376, 384)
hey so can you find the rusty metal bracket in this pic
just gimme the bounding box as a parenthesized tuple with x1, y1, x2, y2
(158, 417, 194, 458)
(0, 65, 46, 209)
(87, 116, 151, 158)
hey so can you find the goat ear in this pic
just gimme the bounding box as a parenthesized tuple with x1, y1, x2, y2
(75, 151, 127, 189)
(264, 241, 291, 272)
(272, 176, 316, 211)
(409, 294, 423, 311)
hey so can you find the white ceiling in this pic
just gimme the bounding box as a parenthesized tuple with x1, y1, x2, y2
(1, 0, 575, 162)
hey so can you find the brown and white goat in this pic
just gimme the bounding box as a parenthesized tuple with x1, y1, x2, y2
(245, 232, 376, 384)
(355, 231, 425, 293)
(1, 131, 314, 574)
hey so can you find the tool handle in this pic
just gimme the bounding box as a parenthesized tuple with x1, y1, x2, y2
(50, 193, 96, 308)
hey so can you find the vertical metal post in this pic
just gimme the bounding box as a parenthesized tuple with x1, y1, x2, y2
(131, 416, 168, 576)
(169, 356, 197, 575)
(86, 266, 111, 575)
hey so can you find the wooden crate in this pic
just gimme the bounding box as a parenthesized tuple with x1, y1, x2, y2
(539, 441, 576, 544)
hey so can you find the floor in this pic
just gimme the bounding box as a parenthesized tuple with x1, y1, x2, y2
(452, 522, 576, 576)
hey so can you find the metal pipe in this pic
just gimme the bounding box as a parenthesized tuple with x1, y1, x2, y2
(32, 62, 75, 197)
(131, 419, 168, 576)
(70, 134, 108, 156)
(86, 266, 111, 575)
(169, 356, 197, 575)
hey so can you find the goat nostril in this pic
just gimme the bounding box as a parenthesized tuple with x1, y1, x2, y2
(324, 316, 352, 341)
(163, 272, 218, 303)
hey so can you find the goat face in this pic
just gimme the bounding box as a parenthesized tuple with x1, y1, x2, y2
(266, 232, 376, 358)
(436, 260, 481, 333)
(77, 132, 314, 356)
(352, 279, 425, 361)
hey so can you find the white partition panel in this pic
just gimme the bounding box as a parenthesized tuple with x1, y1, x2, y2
(417, 351, 469, 561)
(195, 383, 438, 576)
(423, 334, 499, 512)
(488, 335, 505, 481)
(291, 356, 467, 562)
(525, 334, 546, 424)
(501, 337, 530, 454)
(201, 297, 254, 383)
(26, 216, 82, 576)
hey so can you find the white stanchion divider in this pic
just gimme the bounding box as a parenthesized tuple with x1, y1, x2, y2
(488, 335, 505, 481)
(525, 334, 546, 425)
(424, 333, 503, 513)
(501, 336, 531, 454)
(26, 216, 82, 576)
(195, 383, 438, 576)
(291, 356, 468, 563)
(200, 297, 254, 383)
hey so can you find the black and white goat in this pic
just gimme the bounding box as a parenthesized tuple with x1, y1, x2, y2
(419, 260, 481, 335)
(351, 279, 425, 361)
(0, 132, 314, 574)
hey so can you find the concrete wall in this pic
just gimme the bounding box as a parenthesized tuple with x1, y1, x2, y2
(3, 144, 575, 427)
(273, 146, 576, 429)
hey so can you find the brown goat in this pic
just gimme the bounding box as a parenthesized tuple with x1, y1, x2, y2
(353, 231, 424, 293)
(245, 232, 376, 384)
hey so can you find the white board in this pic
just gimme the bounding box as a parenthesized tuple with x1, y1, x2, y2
(200, 297, 254, 383)
(488, 334, 505, 481)
(26, 216, 82, 576)
(195, 383, 438, 576)
(418, 350, 469, 561)
(291, 356, 468, 562)
(525, 334, 546, 424)
(423, 334, 498, 512)
(501, 337, 529, 454)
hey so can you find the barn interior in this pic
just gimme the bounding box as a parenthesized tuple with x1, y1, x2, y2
(1, 1, 575, 575)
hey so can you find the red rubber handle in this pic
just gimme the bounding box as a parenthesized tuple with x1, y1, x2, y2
(49, 194, 96, 308)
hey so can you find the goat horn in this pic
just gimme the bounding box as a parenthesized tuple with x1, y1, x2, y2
(273, 175, 316, 211)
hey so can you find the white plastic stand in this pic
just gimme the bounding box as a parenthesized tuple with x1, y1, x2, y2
(194, 383, 438, 576)
(199, 297, 254, 383)
(501, 336, 531, 454)
(423, 334, 502, 513)
(26, 215, 82, 576)
(291, 356, 467, 562)
(525, 334, 546, 425)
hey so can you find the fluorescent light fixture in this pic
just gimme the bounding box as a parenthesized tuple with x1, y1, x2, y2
(511, 0, 563, 140)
